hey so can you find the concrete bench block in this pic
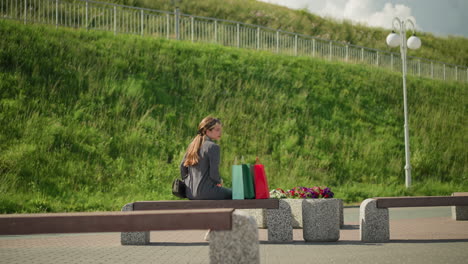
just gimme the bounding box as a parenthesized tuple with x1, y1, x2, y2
(452, 206, 468, 220)
(266, 200, 293, 242)
(338, 199, 344, 228)
(452, 193, 468, 221)
(238, 209, 266, 228)
(360, 198, 389, 242)
(121, 203, 150, 245)
(302, 199, 340, 242)
(283, 199, 303, 228)
(209, 210, 259, 264)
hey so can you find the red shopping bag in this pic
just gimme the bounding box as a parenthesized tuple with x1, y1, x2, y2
(253, 158, 270, 199)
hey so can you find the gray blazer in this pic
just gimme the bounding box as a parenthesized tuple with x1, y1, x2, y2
(180, 137, 232, 200)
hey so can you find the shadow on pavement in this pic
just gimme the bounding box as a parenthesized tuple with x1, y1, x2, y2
(388, 239, 468, 243)
(148, 242, 208, 246)
(341, 225, 359, 230)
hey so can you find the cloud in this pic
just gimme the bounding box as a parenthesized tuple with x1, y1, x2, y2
(259, 0, 421, 31)
(315, 0, 420, 30)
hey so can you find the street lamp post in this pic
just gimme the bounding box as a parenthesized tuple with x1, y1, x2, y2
(386, 17, 421, 188)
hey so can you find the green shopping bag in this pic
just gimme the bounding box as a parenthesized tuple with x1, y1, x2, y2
(232, 164, 244, 200)
(242, 164, 255, 199)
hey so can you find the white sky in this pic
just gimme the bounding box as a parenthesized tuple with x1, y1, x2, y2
(258, 0, 468, 38)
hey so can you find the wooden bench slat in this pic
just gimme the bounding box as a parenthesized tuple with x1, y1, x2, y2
(133, 199, 279, 210)
(0, 209, 234, 235)
(375, 196, 468, 208)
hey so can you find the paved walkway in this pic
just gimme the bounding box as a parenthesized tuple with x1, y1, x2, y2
(1, 207, 467, 263)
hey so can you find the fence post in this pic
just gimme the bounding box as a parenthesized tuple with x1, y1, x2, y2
(361, 48, 364, 62)
(418, 59, 421, 77)
(114, 6, 117, 35)
(257, 27, 260, 50)
(24, 0, 27, 24)
(166, 13, 170, 39)
(191, 16, 194, 42)
(329, 41, 332, 61)
(312, 39, 315, 57)
(345, 45, 348, 62)
(276, 30, 279, 53)
(443, 64, 446, 80)
(175, 7, 180, 40)
(376, 51, 379, 66)
(294, 34, 298, 56)
(85, 0, 89, 30)
(236, 23, 240, 48)
(455, 66, 458, 81)
(391, 53, 393, 71)
(141, 9, 144, 36)
(214, 20, 217, 44)
(431, 62, 433, 79)
(56, 0, 58, 29)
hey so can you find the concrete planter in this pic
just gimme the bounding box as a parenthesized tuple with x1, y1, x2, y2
(238, 209, 267, 228)
(282, 198, 343, 229)
(302, 198, 340, 242)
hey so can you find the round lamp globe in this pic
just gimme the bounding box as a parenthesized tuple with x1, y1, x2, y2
(407, 35, 421, 50)
(386, 32, 400, 47)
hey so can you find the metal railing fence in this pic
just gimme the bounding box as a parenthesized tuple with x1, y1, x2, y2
(1, 0, 467, 83)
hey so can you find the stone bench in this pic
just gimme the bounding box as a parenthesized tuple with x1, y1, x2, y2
(0, 209, 259, 264)
(122, 199, 293, 243)
(360, 193, 468, 242)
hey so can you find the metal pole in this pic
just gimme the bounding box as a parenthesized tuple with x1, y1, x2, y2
(397, 19, 412, 188)
(361, 48, 364, 62)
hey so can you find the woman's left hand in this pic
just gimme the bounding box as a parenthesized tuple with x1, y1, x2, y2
(216, 179, 223, 187)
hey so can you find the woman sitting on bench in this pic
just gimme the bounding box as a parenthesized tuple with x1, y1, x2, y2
(180, 116, 232, 200)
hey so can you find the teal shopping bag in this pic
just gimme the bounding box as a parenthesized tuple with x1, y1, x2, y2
(232, 164, 244, 200)
(242, 164, 255, 199)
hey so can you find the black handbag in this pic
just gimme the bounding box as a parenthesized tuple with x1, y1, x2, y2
(172, 178, 186, 198)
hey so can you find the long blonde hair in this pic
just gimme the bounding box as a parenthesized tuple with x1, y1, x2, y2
(183, 116, 221, 167)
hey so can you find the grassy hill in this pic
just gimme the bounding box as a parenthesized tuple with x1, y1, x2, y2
(0, 19, 467, 213)
(100, 0, 468, 67)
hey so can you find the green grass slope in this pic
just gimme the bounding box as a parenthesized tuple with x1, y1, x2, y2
(103, 0, 468, 66)
(0, 19, 466, 213)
